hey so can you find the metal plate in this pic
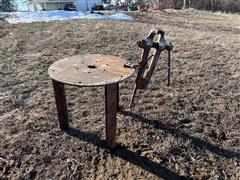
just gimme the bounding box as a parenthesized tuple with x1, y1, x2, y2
(48, 54, 134, 87)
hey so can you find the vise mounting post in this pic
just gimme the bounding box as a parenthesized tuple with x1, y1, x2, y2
(127, 29, 173, 107)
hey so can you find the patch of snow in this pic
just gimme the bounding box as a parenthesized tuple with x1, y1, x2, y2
(109, 13, 134, 20)
(0, 10, 133, 24)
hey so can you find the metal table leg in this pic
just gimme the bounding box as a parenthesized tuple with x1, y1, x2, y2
(52, 79, 69, 130)
(105, 83, 118, 149)
(116, 82, 119, 111)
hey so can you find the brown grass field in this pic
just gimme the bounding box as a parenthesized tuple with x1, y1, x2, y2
(0, 9, 239, 179)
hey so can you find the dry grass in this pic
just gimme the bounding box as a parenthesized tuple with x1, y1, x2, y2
(0, 9, 239, 179)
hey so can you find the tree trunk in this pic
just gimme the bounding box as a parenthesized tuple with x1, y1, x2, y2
(183, 0, 186, 9)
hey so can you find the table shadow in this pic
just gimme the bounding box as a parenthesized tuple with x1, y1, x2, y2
(64, 127, 188, 179)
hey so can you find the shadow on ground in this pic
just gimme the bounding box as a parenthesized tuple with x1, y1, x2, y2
(119, 110, 240, 160)
(64, 109, 240, 178)
(64, 127, 187, 179)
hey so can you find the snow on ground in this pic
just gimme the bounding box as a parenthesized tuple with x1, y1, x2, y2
(0, 10, 133, 24)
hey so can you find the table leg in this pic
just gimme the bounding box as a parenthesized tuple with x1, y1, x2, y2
(52, 79, 69, 130)
(105, 83, 118, 149)
(116, 82, 119, 111)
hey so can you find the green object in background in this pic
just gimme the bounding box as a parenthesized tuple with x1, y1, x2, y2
(128, 3, 137, 11)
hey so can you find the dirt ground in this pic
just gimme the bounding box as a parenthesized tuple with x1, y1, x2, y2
(0, 9, 239, 179)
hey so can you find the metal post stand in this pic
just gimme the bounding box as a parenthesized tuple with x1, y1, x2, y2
(105, 83, 118, 149)
(52, 79, 69, 130)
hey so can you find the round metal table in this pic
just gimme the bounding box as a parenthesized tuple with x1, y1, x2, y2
(48, 54, 134, 149)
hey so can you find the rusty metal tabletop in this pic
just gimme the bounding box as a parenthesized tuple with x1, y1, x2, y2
(48, 54, 134, 87)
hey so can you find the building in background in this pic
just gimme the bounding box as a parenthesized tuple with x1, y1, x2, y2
(75, 0, 101, 11)
(28, 0, 101, 11)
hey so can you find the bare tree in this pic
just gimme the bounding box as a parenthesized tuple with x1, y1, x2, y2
(182, 0, 186, 9)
